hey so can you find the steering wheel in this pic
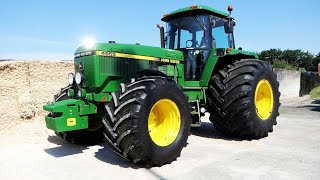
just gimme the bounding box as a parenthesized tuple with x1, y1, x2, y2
(186, 39, 199, 48)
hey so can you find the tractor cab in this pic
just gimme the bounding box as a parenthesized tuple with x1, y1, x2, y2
(161, 5, 236, 80)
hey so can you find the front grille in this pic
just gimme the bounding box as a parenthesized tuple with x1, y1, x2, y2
(99, 56, 149, 77)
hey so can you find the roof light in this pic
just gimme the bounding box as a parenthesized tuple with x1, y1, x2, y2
(163, 14, 169, 18)
(228, 5, 233, 12)
(190, 5, 198, 10)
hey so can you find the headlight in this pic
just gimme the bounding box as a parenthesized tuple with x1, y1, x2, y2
(67, 89, 74, 97)
(77, 89, 86, 98)
(68, 73, 74, 85)
(75, 72, 83, 85)
(77, 89, 82, 98)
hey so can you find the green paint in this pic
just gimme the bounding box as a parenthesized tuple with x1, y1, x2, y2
(158, 65, 176, 77)
(228, 49, 258, 58)
(199, 50, 219, 86)
(44, 99, 97, 132)
(75, 43, 184, 60)
(183, 89, 205, 102)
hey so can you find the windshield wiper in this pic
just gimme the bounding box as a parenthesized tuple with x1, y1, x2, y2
(195, 15, 207, 31)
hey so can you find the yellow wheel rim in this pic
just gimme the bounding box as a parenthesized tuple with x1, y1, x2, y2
(255, 79, 274, 120)
(148, 99, 181, 147)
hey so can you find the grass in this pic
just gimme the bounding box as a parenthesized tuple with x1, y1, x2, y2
(310, 86, 320, 99)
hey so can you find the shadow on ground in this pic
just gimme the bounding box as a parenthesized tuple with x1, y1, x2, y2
(44, 136, 89, 158)
(191, 122, 241, 141)
(94, 143, 140, 169)
(306, 100, 320, 112)
(44, 135, 139, 168)
(298, 99, 320, 112)
(43, 123, 240, 170)
(44, 135, 167, 178)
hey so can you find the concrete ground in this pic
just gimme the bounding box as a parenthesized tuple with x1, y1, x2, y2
(0, 97, 319, 180)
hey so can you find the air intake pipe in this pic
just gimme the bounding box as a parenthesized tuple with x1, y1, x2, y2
(157, 24, 165, 48)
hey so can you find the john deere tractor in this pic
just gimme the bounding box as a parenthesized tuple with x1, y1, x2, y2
(44, 5, 280, 166)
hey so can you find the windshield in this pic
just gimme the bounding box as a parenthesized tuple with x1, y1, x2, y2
(166, 15, 234, 50)
(211, 16, 233, 48)
(166, 15, 211, 49)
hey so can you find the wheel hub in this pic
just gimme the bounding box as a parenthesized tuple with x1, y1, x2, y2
(255, 79, 274, 120)
(148, 99, 181, 146)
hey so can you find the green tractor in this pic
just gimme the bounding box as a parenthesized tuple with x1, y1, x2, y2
(44, 5, 280, 166)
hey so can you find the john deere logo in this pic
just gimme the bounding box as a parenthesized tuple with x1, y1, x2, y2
(67, 118, 76, 126)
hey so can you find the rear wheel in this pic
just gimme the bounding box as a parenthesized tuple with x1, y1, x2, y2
(103, 76, 191, 166)
(53, 87, 105, 145)
(206, 59, 280, 139)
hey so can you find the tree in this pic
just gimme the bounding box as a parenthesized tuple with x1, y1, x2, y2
(298, 51, 314, 70)
(306, 56, 320, 72)
(260, 49, 282, 63)
(259, 49, 319, 72)
(279, 50, 302, 68)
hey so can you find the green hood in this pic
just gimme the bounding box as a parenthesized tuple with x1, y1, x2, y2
(75, 43, 184, 61)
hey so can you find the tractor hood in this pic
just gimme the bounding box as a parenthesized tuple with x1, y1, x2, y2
(75, 43, 184, 61)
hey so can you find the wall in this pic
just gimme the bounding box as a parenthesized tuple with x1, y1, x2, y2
(275, 69, 301, 100)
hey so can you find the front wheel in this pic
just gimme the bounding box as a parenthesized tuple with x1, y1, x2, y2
(103, 77, 191, 166)
(206, 59, 280, 139)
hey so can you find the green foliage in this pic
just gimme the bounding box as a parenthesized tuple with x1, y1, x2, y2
(310, 86, 320, 99)
(306, 56, 320, 72)
(260, 49, 319, 72)
(260, 49, 282, 63)
(272, 60, 297, 70)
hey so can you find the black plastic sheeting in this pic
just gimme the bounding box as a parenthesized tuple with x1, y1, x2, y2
(300, 72, 320, 96)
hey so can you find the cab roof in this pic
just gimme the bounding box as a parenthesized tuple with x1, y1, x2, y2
(161, 5, 230, 22)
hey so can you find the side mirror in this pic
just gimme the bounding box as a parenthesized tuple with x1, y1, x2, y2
(224, 20, 235, 33)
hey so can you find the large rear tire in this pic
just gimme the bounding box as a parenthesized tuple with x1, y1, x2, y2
(103, 77, 191, 166)
(53, 87, 105, 145)
(206, 59, 280, 139)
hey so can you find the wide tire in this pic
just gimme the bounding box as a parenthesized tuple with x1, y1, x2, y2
(206, 59, 280, 139)
(53, 87, 105, 145)
(103, 76, 191, 166)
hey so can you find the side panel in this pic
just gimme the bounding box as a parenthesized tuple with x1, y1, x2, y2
(183, 88, 206, 102)
(200, 50, 219, 86)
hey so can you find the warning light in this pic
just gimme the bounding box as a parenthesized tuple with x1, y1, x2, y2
(163, 14, 169, 18)
(228, 5, 233, 12)
(190, 5, 198, 10)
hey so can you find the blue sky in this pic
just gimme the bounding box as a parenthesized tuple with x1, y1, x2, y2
(0, 0, 319, 60)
